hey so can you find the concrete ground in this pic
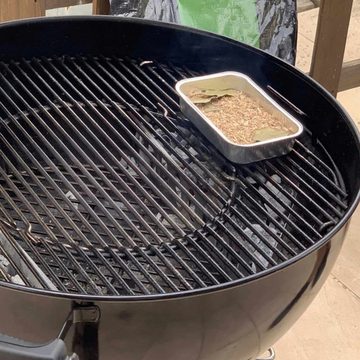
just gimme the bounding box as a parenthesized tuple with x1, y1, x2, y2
(274, 1, 360, 359)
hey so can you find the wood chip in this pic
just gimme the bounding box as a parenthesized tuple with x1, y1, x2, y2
(188, 89, 296, 144)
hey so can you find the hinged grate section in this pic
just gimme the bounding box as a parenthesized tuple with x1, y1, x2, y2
(0, 56, 348, 296)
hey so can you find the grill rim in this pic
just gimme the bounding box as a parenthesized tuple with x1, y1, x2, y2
(0, 16, 359, 301)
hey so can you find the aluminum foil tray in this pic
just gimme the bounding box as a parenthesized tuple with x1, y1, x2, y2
(176, 72, 303, 164)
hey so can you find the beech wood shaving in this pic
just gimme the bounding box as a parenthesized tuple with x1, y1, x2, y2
(191, 90, 296, 144)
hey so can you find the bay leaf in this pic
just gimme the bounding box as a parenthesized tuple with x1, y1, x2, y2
(189, 95, 215, 104)
(253, 128, 290, 142)
(200, 89, 238, 97)
(186, 88, 237, 104)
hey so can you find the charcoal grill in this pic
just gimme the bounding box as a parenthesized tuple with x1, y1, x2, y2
(0, 17, 359, 360)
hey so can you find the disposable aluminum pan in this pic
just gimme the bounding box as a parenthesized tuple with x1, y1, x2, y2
(176, 72, 303, 164)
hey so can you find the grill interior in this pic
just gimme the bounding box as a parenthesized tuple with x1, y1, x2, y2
(0, 56, 348, 296)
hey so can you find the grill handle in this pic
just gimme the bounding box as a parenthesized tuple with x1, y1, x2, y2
(0, 335, 77, 360)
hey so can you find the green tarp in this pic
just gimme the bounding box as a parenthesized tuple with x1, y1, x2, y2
(178, 0, 260, 48)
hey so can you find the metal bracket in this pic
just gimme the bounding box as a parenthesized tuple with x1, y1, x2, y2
(58, 305, 100, 340)
(67, 354, 80, 360)
(257, 348, 275, 360)
(73, 306, 100, 324)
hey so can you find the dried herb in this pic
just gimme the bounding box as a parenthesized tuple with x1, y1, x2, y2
(186, 88, 296, 144)
(253, 128, 290, 142)
(187, 88, 238, 104)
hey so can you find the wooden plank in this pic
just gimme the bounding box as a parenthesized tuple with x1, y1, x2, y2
(45, 0, 92, 11)
(309, 0, 353, 96)
(92, 0, 109, 15)
(338, 59, 360, 92)
(297, 0, 315, 13)
(0, 0, 44, 22)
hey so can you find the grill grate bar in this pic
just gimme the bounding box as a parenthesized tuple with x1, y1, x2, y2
(1, 199, 172, 241)
(167, 241, 219, 285)
(0, 132, 188, 294)
(41, 246, 150, 295)
(208, 221, 268, 271)
(183, 236, 235, 281)
(214, 219, 271, 270)
(125, 59, 180, 110)
(232, 192, 301, 256)
(166, 64, 189, 80)
(44, 245, 195, 293)
(0, 173, 88, 293)
(0, 64, 212, 294)
(0, 55, 349, 296)
(61, 244, 120, 295)
(87, 57, 233, 202)
(192, 231, 245, 278)
(0, 132, 120, 250)
(4, 173, 166, 204)
(94, 251, 137, 296)
(0, 119, 131, 251)
(286, 156, 347, 209)
(148, 245, 195, 290)
(30, 165, 186, 204)
(101, 56, 158, 111)
(15, 62, 179, 243)
(106, 249, 152, 295)
(32, 58, 212, 230)
(0, 219, 48, 287)
(68, 56, 228, 216)
(0, 70, 139, 249)
(141, 63, 181, 100)
(240, 169, 319, 243)
(122, 248, 166, 294)
(293, 140, 347, 196)
(252, 164, 324, 229)
(157, 64, 182, 83)
(270, 160, 340, 220)
(112, 57, 177, 115)
(12, 60, 170, 247)
(275, 159, 345, 216)
(0, 160, 112, 295)
(16, 59, 200, 244)
(136, 247, 180, 292)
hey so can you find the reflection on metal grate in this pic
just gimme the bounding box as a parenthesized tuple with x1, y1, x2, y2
(0, 56, 348, 296)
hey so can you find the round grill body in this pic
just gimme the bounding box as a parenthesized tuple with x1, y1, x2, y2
(0, 17, 359, 360)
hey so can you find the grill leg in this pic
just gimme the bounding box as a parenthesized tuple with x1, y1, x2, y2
(256, 348, 275, 360)
(71, 304, 100, 360)
(72, 321, 99, 360)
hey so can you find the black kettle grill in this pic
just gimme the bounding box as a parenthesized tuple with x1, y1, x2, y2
(0, 17, 359, 360)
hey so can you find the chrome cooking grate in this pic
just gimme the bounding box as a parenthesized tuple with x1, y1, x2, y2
(0, 56, 348, 295)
